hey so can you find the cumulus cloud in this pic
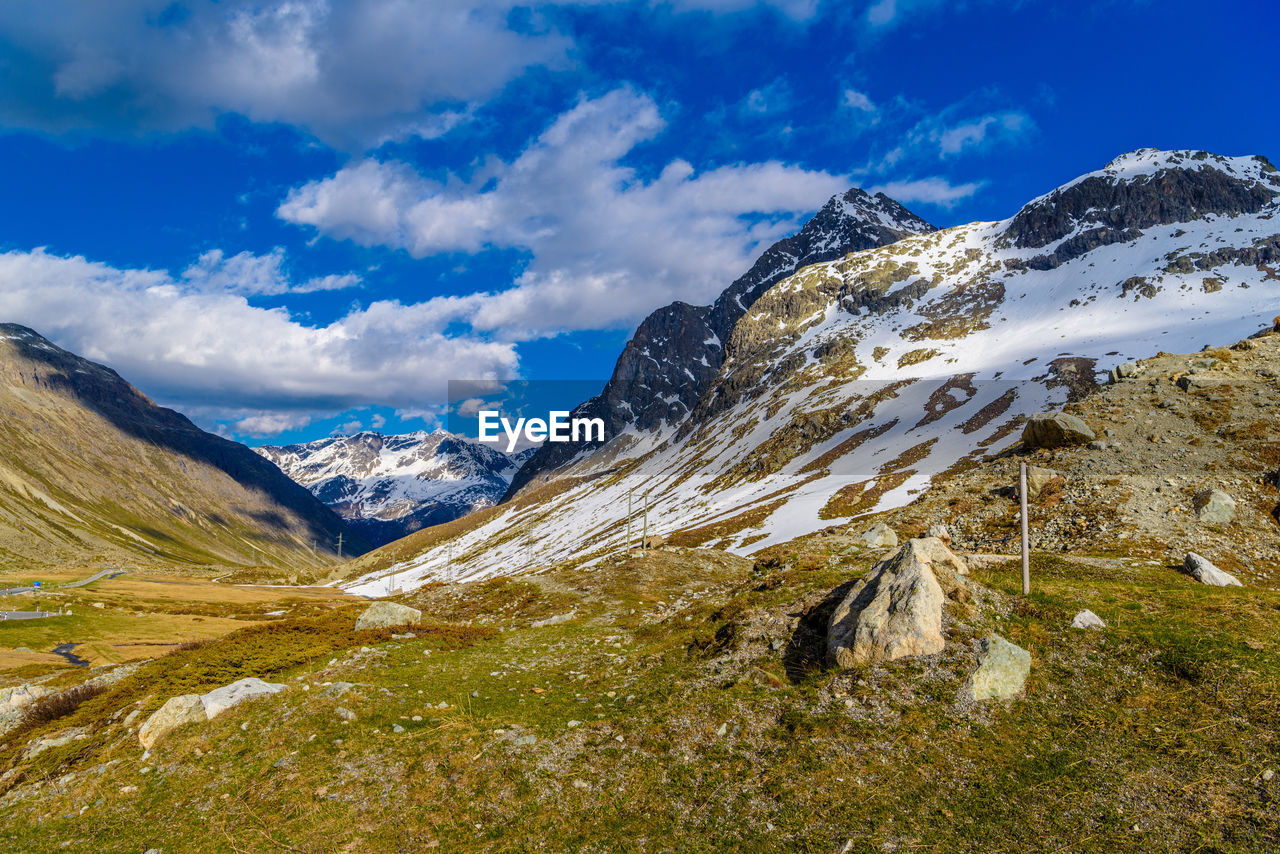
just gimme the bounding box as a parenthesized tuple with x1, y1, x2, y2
(0, 248, 519, 424)
(179, 247, 362, 296)
(865, 176, 984, 208)
(938, 112, 1031, 157)
(0, 0, 573, 148)
(841, 88, 877, 114)
(278, 88, 852, 338)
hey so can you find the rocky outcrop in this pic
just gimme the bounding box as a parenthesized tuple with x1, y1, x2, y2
(964, 635, 1031, 701)
(1022, 412, 1096, 449)
(827, 537, 968, 667)
(201, 678, 286, 719)
(1182, 553, 1243, 587)
(355, 601, 422, 631)
(138, 695, 206, 749)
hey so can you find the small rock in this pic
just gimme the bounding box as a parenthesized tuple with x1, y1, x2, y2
(335, 707, 357, 722)
(1263, 769, 1275, 782)
(320, 682, 356, 698)
(513, 734, 537, 746)
(1182, 553, 1243, 587)
(1071, 609, 1106, 629)
(119, 785, 138, 794)
(531, 611, 577, 628)
(924, 523, 952, 544)
(965, 635, 1031, 702)
(1192, 489, 1236, 524)
(855, 521, 898, 549)
(201, 678, 286, 719)
(566, 719, 582, 728)
(354, 601, 422, 631)
(572, 779, 590, 790)
(1025, 466, 1063, 502)
(392, 724, 405, 733)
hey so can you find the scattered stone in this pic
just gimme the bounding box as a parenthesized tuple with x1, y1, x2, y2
(924, 523, 952, 544)
(1022, 412, 1096, 449)
(335, 707, 357, 722)
(965, 635, 1031, 701)
(354, 601, 422, 631)
(1263, 769, 1275, 782)
(566, 720, 582, 728)
(138, 695, 206, 749)
(1192, 489, 1236, 524)
(1025, 466, 1064, 502)
(1108, 361, 1142, 383)
(119, 785, 138, 795)
(828, 537, 968, 666)
(513, 734, 536, 746)
(856, 521, 898, 549)
(201, 678, 286, 720)
(572, 779, 590, 790)
(1071, 609, 1106, 629)
(392, 724, 405, 733)
(531, 611, 577, 628)
(1182, 553, 1243, 587)
(0, 684, 51, 712)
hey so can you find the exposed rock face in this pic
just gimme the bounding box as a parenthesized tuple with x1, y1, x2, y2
(1192, 489, 1236, 524)
(1182, 553, 1243, 587)
(505, 188, 935, 497)
(965, 635, 1031, 701)
(201, 678, 286, 719)
(827, 537, 968, 667)
(138, 695, 206, 749)
(857, 521, 898, 549)
(1071, 609, 1106, 629)
(1004, 149, 1279, 270)
(1022, 412, 1096, 449)
(355, 601, 422, 631)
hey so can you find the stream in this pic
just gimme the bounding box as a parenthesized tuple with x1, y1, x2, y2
(51, 643, 89, 667)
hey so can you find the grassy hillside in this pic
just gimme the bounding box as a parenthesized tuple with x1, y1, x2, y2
(1, 540, 1276, 852)
(0, 324, 368, 574)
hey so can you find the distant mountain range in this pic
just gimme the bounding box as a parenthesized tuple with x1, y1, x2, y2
(257, 431, 533, 547)
(342, 148, 1280, 594)
(0, 324, 367, 570)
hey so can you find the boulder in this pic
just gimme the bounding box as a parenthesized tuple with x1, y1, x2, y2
(1070, 609, 1106, 629)
(354, 601, 422, 631)
(1182, 553, 1243, 587)
(138, 695, 206, 749)
(1022, 412, 1096, 449)
(201, 677, 286, 719)
(924, 523, 952, 545)
(827, 537, 968, 667)
(0, 684, 51, 712)
(856, 522, 898, 549)
(1192, 489, 1236, 524)
(965, 635, 1031, 701)
(1108, 361, 1142, 383)
(1026, 466, 1063, 502)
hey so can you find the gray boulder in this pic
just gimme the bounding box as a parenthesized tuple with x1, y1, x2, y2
(828, 537, 968, 667)
(1070, 609, 1106, 629)
(355, 601, 422, 631)
(1182, 553, 1243, 587)
(856, 521, 898, 549)
(201, 677, 286, 719)
(1192, 489, 1236, 524)
(1025, 466, 1063, 502)
(924, 523, 952, 544)
(138, 695, 206, 749)
(965, 635, 1031, 701)
(1022, 412, 1096, 449)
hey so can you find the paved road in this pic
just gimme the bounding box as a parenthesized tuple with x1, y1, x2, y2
(0, 568, 127, 597)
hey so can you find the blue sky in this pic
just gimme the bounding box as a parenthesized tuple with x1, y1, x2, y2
(0, 0, 1274, 445)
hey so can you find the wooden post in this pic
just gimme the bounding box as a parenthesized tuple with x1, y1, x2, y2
(336, 533, 344, 560)
(626, 490, 632, 552)
(642, 490, 649, 549)
(1020, 462, 1030, 596)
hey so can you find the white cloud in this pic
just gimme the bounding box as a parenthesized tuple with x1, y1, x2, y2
(180, 247, 361, 296)
(659, 0, 821, 19)
(0, 0, 573, 149)
(0, 248, 519, 425)
(278, 88, 852, 338)
(295, 272, 363, 293)
(865, 176, 984, 208)
(234, 411, 317, 437)
(369, 413, 387, 429)
(740, 78, 793, 116)
(841, 88, 877, 113)
(939, 112, 1030, 157)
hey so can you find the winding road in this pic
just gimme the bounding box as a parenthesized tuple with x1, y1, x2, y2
(0, 568, 128, 597)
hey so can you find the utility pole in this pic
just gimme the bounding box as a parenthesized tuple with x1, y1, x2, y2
(626, 490, 632, 552)
(336, 533, 344, 560)
(1020, 462, 1030, 596)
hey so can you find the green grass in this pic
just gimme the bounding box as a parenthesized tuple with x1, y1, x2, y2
(1, 546, 1278, 852)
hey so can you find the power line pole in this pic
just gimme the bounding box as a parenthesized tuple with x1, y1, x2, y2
(626, 490, 632, 552)
(642, 490, 649, 550)
(336, 533, 344, 560)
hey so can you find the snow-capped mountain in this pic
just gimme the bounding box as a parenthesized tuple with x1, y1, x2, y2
(506, 187, 936, 496)
(345, 149, 1280, 594)
(257, 431, 532, 546)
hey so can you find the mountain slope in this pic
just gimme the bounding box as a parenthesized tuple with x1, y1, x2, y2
(345, 149, 1280, 594)
(505, 188, 935, 496)
(257, 431, 531, 547)
(0, 325, 368, 570)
